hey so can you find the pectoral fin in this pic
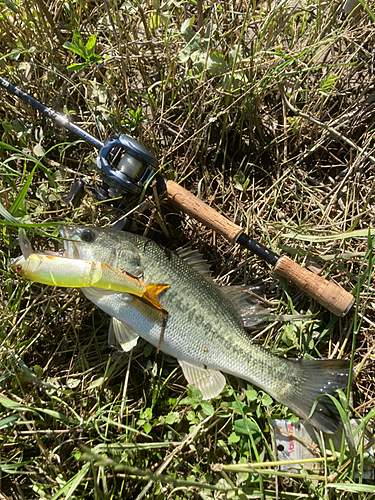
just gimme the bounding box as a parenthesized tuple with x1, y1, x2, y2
(143, 284, 169, 310)
(178, 360, 226, 400)
(108, 317, 139, 352)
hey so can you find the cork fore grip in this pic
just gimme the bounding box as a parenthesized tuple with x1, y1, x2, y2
(164, 180, 241, 242)
(274, 256, 354, 317)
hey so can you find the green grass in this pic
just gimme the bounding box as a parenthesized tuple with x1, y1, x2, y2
(0, 0, 375, 498)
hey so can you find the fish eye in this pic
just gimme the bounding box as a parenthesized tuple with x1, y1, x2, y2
(80, 230, 95, 243)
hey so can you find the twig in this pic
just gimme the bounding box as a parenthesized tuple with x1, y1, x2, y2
(156, 310, 168, 356)
(279, 85, 375, 207)
(279, 84, 362, 153)
(119, 351, 132, 426)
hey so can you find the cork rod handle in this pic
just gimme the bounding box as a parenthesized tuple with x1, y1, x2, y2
(163, 180, 354, 317)
(164, 179, 240, 242)
(274, 256, 354, 317)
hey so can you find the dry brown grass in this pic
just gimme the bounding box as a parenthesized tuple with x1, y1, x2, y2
(0, 0, 375, 498)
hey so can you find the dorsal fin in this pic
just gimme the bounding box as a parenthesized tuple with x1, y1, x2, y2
(176, 247, 269, 326)
(176, 247, 213, 281)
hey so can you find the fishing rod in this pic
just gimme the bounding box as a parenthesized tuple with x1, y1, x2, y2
(0, 75, 354, 317)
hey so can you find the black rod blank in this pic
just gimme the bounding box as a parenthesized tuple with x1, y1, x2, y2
(0, 76, 104, 150)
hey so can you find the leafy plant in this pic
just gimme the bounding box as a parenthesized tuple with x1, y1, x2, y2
(121, 108, 147, 132)
(63, 28, 102, 71)
(320, 73, 340, 95)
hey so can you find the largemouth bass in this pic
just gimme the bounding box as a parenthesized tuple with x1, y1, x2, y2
(60, 226, 350, 434)
(10, 232, 168, 309)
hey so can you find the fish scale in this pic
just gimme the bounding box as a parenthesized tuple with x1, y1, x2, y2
(60, 225, 351, 434)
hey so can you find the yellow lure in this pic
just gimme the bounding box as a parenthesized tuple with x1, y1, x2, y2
(10, 253, 168, 310)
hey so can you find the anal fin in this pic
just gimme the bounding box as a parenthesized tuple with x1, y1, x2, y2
(178, 360, 226, 400)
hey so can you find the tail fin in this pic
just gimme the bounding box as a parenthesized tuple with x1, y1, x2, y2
(283, 359, 351, 434)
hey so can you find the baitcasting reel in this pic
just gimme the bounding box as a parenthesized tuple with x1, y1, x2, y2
(97, 133, 158, 198)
